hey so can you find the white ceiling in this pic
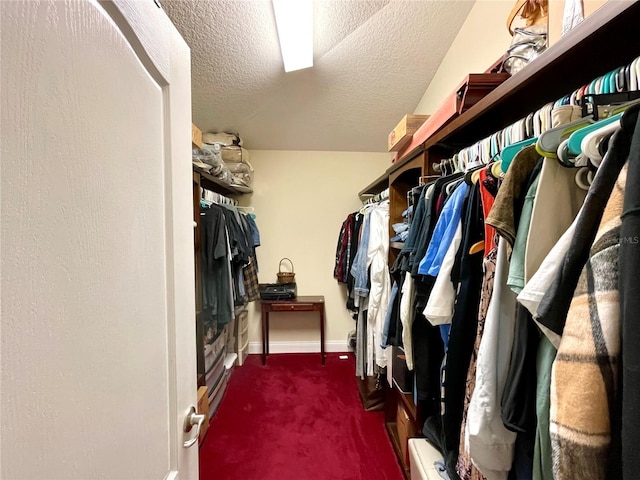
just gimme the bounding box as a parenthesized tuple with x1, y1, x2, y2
(162, 0, 475, 152)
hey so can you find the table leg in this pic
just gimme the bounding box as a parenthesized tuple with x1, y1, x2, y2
(266, 314, 270, 357)
(320, 304, 325, 365)
(261, 308, 267, 366)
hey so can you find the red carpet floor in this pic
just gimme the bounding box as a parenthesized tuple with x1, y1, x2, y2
(199, 353, 404, 480)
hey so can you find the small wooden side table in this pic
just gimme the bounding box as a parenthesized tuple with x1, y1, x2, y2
(260, 296, 326, 365)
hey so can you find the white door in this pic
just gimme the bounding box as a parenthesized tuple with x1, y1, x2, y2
(1, 1, 198, 479)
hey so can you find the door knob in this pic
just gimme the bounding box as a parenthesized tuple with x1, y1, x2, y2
(183, 406, 206, 448)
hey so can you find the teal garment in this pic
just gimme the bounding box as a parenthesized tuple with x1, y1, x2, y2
(507, 171, 541, 294)
(533, 335, 557, 480)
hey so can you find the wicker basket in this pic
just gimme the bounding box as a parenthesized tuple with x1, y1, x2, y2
(277, 258, 296, 284)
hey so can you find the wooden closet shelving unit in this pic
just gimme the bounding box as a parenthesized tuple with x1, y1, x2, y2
(193, 166, 250, 388)
(192, 124, 251, 388)
(357, 1, 640, 476)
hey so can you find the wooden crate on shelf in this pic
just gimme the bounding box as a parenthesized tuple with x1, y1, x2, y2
(197, 386, 210, 444)
(192, 123, 202, 149)
(388, 115, 430, 152)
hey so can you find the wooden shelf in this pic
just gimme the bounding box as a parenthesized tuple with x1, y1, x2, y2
(361, 7, 638, 473)
(194, 167, 252, 196)
(390, 242, 404, 250)
(358, 171, 389, 199)
(387, 145, 426, 177)
(424, 0, 640, 153)
(386, 422, 410, 479)
(398, 390, 417, 423)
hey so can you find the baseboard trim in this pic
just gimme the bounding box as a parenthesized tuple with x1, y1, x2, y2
(248, 341, 348, 355)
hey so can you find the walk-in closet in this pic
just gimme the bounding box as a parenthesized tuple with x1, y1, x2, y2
(4, 1, 640, 480)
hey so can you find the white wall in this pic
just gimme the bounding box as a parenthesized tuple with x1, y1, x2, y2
(241, 150, 390, 352)
(414, 0, 514, 115)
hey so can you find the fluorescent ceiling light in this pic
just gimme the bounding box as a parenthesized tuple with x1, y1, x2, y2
(272, 0, 313, 72)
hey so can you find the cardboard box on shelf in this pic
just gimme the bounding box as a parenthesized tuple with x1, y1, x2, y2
(388, 115, 430, 152)
(192, 123, 202, 149)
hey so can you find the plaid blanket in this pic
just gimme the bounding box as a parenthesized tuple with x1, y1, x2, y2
(550, 164, 626, 480)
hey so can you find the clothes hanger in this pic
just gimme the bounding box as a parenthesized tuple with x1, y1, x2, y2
(463, 164, 484, 185)
(419, 175, 441, 185)
(445, 177, 463, 195)
(491, 160, 503, 178)
(633, 57, 640, 90)
(616, 67, 626, 92)
(574, 167, 593, 191)
(624, 63, 632, 91)
(566, 95, 640, 155)
(608, 70, 617, 94)
(535, 115, 595, 159)
(454, 154, 464, 173)
(443, 158, 451, 176)
(580, 119, 621, 166)
(500, 136, 537, 171)
(556, 139, 575, 167)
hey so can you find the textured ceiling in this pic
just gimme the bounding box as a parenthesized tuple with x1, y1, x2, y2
(162, 0, 475, 152)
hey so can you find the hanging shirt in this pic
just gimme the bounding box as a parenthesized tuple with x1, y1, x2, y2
(351, 207, 373, 306)
(201, 205, 234, 327)
(367, 201, 391, 371)
(523, 157, 586, 282)
(381, 281, 399, 349)
(485, 145, 541, 247)
(423, 222, 462, 326)
(479, 167, 499, 257)
(418, 181, 469, 276)
(466, 239, 517, 480)
(412, 175, 462, 276)
(400, 272, 416, 370)
(506, 170, 541, 294)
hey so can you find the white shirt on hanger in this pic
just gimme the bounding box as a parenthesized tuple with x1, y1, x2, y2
(366, 200, 391, 371)
(400, 272, 416, 370)
(423, 221, 462, 326)
(466, 238, 517, 480)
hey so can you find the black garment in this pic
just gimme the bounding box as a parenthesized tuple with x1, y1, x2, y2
(221, 204, 250, 266)
(440, 182, 484, 479)
(201, 205, 233, 326)
(334, 215, 350, 282)
(413, 310, 444, 414)
(618, 108, 640, 480)
(500, 159, 544, 438)
(386, 255, 407, 348)
(346, 213, 363, 312)
(408, 182, 439, 276)
(509, 431, 535, 480)
(537, 106, 639, 337)
(220, 205, 251, 306)
(401, 184, 428, 258)
(412, 175, 464, 408)
(501, 304, 540, 434)
(334, 213, 356, 283)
